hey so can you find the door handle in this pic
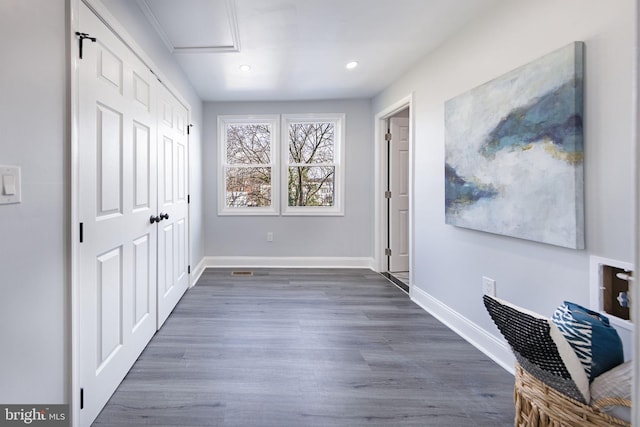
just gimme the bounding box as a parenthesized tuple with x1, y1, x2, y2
(150, 215, 160, 224)
(159, 212, 169, 221)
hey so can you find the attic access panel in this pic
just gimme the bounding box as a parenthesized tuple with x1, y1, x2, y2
(138, 0, 240, 52)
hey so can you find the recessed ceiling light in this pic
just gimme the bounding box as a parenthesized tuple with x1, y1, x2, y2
(239, 64, 251, 72)
(346, 61, 359, 70)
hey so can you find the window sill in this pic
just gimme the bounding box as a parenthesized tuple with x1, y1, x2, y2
(281, 209, 344, 217)
(218, 209, 279, 216)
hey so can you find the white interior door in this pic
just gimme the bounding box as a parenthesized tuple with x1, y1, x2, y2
(157, 85, 190, 328)
(389, 116, 410, 272)
(77, 3, 158, 425)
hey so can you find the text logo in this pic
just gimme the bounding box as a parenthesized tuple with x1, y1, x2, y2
(1, 405, 68, 427)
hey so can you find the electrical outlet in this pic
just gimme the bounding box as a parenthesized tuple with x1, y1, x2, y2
(266, 232, 273, 242)
(482, 276, 496, 296)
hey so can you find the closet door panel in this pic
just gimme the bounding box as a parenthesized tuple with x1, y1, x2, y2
(77, 4, 158, 425)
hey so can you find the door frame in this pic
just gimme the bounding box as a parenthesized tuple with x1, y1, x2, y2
(373, 94, 414, 290)
(633, 4, 640, 422)
(69, 1, 191, 425)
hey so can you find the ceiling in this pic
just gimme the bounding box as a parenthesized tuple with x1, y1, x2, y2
(135, 0, 504, 102)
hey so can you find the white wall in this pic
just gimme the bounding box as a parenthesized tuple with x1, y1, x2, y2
(204, 100, 373, 263)
(373, 0, 636, 363)
(0, 0, 68, 403)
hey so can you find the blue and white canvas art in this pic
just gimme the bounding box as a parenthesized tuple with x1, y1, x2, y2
(444, 42, 584, 249)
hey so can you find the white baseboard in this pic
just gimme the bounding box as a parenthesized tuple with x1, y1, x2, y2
(201, 256, 375, 269)
(190, 257, 207, 287)
(411, 286, 515, 375)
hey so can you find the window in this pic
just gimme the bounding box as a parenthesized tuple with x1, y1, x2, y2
(282, 114, 345, 215)
(218, 115, 279, 215)
(218, 113, 344, 216)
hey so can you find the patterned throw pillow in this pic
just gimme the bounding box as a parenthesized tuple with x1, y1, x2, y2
(590, 360, 633, 423)
(551, 302, 624, 382)
(590, 360, 632, 422)
(483, 295, 590, 403)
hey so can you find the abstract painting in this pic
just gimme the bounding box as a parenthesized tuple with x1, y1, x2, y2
(444, 42, 584, 249)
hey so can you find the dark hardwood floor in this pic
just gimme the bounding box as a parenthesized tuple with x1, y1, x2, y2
(93, 268, 515, 426)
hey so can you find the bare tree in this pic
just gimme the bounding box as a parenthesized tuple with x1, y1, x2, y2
(223, 121, 337, 208)
(288, 122, 335, 206)
(225, 124, 272, 207)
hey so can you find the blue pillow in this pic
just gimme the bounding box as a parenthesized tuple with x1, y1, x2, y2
(551, 301, 624, 382)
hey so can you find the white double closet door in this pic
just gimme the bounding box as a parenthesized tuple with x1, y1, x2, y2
(77, 3, 189, 425)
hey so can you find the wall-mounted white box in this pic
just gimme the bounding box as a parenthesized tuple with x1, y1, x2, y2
(589, 256, 634, 361)
(590, 256, 633, 330)
(0, 165, 21, 204)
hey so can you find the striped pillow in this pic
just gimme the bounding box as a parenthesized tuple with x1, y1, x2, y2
(551, 302, 623, 382)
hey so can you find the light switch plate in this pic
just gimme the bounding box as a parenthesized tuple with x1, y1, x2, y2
(0, 165, 21, 204)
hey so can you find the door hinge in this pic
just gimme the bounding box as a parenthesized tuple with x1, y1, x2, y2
(385, 248, 392, 256)
(75, 32, 96, 60)
(79, 223, 84, 243)
(187, 194, 190, 204)
(385, 132, 392, 141)
(384, 191, 392, 199)
(80, 388, 84, 410)
(188, 265, 191, 274)
(187, 124, 193, 135)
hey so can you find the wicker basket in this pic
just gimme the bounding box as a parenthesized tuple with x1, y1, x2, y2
(514, 365, 631, 427)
